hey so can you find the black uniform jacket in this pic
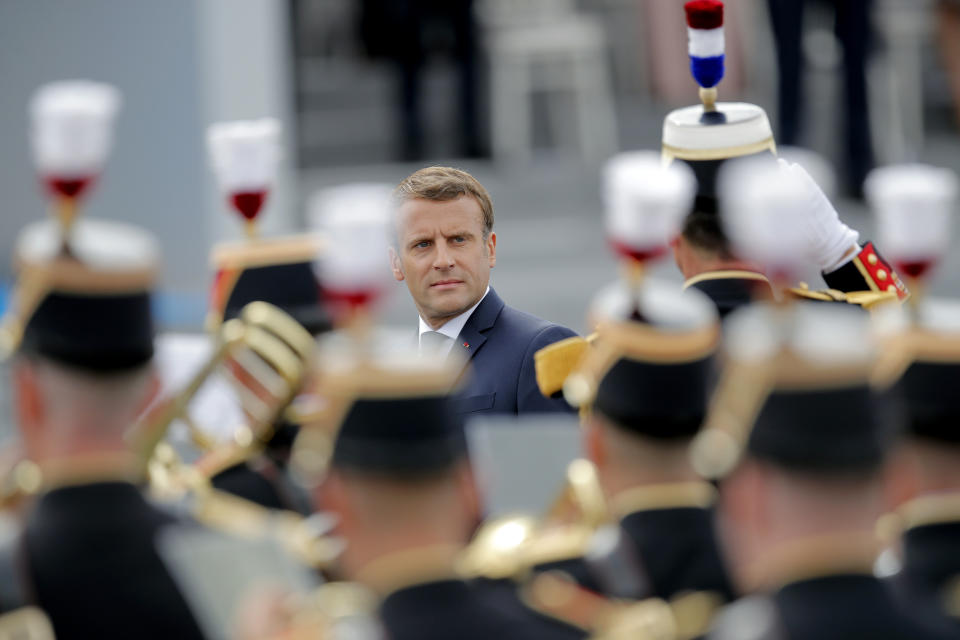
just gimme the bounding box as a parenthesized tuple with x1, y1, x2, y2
(210, 458, 311, 515)
(22, 482, 206, 640)
(684, 250, 898, 320)
(683, 270, 772, 319)
(378, 576, 586, 640)
(538, 484, 736, 603)
(710, 574, 954, 640)
(895, 520, 960, 636)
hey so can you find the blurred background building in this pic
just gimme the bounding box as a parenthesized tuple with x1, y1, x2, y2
(0, 0, 958, 335)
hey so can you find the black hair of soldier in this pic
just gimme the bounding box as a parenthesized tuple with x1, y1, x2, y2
(682, 210, 736, 261)
(679, 152, 778, 260)
(589, 348, 720, 445)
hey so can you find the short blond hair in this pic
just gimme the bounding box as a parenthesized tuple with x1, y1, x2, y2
(394, 166, 494, 236)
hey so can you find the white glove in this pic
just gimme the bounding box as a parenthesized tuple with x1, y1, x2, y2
(779, 159, 859, 272)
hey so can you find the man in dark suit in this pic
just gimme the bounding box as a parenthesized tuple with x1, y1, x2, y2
(390, 166, 576, 415)
(0, 217, 206, 640)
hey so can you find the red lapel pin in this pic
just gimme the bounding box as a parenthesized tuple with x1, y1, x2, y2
(462, 342, 470, 348)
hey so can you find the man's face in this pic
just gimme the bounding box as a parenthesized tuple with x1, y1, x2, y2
(391, 196, 496, 327)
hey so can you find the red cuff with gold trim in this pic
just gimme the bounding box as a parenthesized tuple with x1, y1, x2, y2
(822, 242, 909, 301)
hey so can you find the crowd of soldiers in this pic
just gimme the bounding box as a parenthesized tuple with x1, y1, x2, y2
(0, 1, 959, 639)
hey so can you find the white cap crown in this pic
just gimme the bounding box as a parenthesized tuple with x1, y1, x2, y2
(719, 156, 810, 277)
(309, 183, 395, 295)
(206, 118, 282, 193)
(865, 164, 958, 264)
(603, 151, 696, 255)
(30, 80, 122, 177)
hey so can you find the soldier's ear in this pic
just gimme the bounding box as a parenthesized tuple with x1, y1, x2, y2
(670, 234, 689, 275)
(881, 446, 920, 515)
(316, 471, 344, 515)
(12, 359, 43, 440)
(583, 417, 606, 469)
(455, 461, 482, 528)
(721, 460, 767, 534)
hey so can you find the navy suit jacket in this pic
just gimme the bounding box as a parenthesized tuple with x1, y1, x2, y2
(450, 288, 576, 415)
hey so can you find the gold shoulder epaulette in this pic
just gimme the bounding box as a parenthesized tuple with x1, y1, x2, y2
(521, 571, 679, 640)
(788, 284, 898, 310)
(0, 607, 54, 639)
(535, 334, 596, 398)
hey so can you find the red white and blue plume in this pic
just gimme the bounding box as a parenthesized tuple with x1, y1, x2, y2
(685, 0, 725, 89)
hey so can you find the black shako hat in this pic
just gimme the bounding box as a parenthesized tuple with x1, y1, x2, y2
(208, 234, 332, 336)
(696, 303, 897, 477)
(564, 279, 720, 439)
(11, 218, 159, 372)
(749, 383, 891, 471)
(661, 88, 776, 220)
(332, 394, 467, 474)
(318, 343, 469, 475)
(883, 298, 960, 444)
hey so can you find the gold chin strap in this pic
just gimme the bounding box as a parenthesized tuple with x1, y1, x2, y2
(521, 571, 722, 640)
(0, 267, 52, 361)
(662, 138, 777, 164)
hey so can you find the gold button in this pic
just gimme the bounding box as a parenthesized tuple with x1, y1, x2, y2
(867, 254, 878, 265)
(887, 285, 897, 293)
(877, 269, 887, 280)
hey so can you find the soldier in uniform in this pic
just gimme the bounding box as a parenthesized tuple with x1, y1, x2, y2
(882, 298, 960, 635)
(0, 79, 207, 639)
(200, 233, 330, 514)
(666, 0, 907, 317)
(535, 281, 735, 613)
(308, 349, 588, 639)
(701, 303, 950, 639)
(0, 217, 206, 640)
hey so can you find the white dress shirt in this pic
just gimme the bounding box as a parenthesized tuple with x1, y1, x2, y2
(417, 286, 490, 357)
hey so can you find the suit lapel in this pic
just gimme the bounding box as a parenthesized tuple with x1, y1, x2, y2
(450, 288, 504, 364)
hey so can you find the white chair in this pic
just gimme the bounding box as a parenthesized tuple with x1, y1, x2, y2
(479, 0, 619, 165)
